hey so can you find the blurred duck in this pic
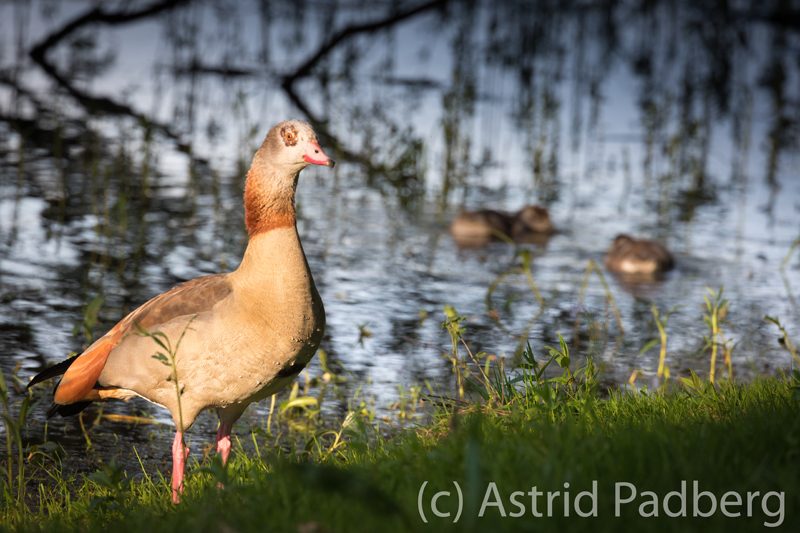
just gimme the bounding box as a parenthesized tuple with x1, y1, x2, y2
(604, 234, 674, 275)
(511, 205, 555, 239)
(450, 209, 512, 244)
(450, 205, 554, 246)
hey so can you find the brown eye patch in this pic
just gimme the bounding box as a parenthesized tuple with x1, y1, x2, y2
(280, 125, 299, 147)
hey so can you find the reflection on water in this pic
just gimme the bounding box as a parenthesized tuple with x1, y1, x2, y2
(0, 0, 799, 465)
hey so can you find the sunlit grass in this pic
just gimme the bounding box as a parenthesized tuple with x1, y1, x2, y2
(3, 300, 800, 531)
(4, 366, 799, 531)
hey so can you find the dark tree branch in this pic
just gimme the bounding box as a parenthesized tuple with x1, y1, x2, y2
(282, 82, 375, 169)
(28, 0, 194, 152)
(170, 59, 258, 78)
(0, 70, 48, 114)
(282, 0, 447, 86)
(281, 0, 448, 170)
(24, 0, 446, 169)
(30, 0, 193, 61)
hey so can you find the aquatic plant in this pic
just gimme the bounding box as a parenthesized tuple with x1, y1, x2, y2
(0, 367, 32, 512)
(765, 315, 800, 369)
(639, 304, 676, 381)
(576, 260, 624, 338)
(703, 287, 729, 384)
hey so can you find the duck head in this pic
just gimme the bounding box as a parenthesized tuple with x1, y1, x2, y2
(257, 120, 335, 173)
(512, 205, 554, 236)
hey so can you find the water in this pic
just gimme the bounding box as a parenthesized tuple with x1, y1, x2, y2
(0, 0, 798, 469)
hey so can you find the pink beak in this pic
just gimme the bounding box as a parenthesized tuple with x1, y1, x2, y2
(303, 141, 335, 167)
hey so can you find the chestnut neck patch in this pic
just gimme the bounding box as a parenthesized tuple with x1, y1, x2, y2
(243, 170, 296, 236)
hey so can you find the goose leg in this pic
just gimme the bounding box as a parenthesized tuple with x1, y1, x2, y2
(171, 431, 190, 504)
(216, 421, 232, 465)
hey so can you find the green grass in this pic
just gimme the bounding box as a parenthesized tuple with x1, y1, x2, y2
(3, 372, 799, 532)
(4, 302, 799, 532)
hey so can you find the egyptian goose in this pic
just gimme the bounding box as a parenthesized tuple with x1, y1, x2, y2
(604, 234, 674, 275)
(28, 120, 334, 503)
(450, 205, 554, 246)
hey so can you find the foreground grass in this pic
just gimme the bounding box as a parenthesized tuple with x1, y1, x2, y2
(2, 376, 798, 532)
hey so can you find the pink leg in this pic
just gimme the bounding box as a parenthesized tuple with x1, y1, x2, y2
(171, 431, 190, 504)
(216, 421, 232, 465)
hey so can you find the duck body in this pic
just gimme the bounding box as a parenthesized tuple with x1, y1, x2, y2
(450, 209, 512, 243)
(28, 120, 335, 502)
(450, 205, 554, 246)
(604, 234, 674, 275)
(96, 226, 324, 428)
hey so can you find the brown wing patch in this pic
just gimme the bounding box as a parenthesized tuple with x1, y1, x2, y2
(280, 124, 298, 146)
(54, 274, 232, 405)
(126, 274, 233, 332)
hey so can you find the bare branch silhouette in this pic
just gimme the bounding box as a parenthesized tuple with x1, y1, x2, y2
(30, 0, 193, 59)
(282, 0, 447, 86)
(28, 0, 194, 152)
(281, 0, 447, 171)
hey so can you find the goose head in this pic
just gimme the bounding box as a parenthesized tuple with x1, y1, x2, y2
(257, 120, 335, 173)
